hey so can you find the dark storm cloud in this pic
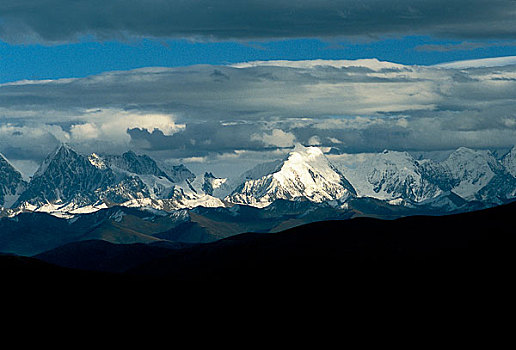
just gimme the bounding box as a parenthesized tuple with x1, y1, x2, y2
(1, 0, 516, 43)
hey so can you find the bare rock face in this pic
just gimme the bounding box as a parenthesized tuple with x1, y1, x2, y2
(0, 153, 27, 208)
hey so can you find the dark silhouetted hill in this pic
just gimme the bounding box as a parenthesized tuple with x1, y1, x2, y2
(26, 200, 516, 284)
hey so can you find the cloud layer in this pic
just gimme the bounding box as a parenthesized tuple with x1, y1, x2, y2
(1, 1, 515, 43)
(1, 57, 516, 171)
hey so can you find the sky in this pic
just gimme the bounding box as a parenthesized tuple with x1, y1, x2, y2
(1, 0, 516, 177)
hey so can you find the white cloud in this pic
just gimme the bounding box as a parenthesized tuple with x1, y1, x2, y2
(252, 129, 297, 148)
(232, 59, 405, 71)
(69, 109, 185, 144)
(70, 123, 98, 140)
(307, 136, 321, 146)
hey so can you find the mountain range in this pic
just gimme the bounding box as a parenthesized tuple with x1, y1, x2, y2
(1, 143, 515, 255)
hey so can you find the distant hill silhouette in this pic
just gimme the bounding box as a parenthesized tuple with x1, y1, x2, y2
(16, 200, 513, 285)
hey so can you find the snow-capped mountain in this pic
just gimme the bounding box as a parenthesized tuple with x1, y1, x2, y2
(16, 144, 117, 209)
(331, 146, 516, 205)
(2, 143, 516, 218)
(329, 150, 445, 203)
(441, 147, 516, 202)
(13, 144, 222, 215)
(0, 153, 27, 208)
(226, 144, 356, 207)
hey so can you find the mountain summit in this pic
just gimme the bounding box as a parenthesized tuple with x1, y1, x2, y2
(16, 144, 115, 208)
(227, 144, 356, 207)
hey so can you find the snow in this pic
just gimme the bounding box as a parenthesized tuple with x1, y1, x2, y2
(135, 174, 175, 199)
(19, 201, 109, 218)
(120, 194, 225, 211)
(88, 153, 107, 169)
(227, 144, 355, 207)
(442, 147, 497, 200)
(502, 146, 516, 177)
(388, 198, 406, 206)
(329, 150, 443, 203)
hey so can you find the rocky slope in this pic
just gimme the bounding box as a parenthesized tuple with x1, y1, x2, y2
(0, 153, 27, 208)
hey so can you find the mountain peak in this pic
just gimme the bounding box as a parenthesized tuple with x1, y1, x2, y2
(227, 145, 356, 207)
(55, 143, 75, 155)
(33, 144, 81, 178)
(291, 143, 324, 158)
(452, 146, 478, 155)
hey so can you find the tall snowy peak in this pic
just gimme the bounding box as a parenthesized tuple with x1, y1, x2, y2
(227, 144, 356, 207)
(330, 150, 445, 203)
(0, 153, 27, 208)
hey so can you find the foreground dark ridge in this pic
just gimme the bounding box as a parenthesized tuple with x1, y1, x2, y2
(127, 201, 515, 281)
(20, 200, 514, 284)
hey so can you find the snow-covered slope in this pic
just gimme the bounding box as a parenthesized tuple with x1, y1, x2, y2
(329, 150, 444, 203)
(502, 146, 516, 177)
(331, 147, 516, 205)
(0, 153, 27, 208)
(441, 147, 516, 202)
(227, 144, 356, 208)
